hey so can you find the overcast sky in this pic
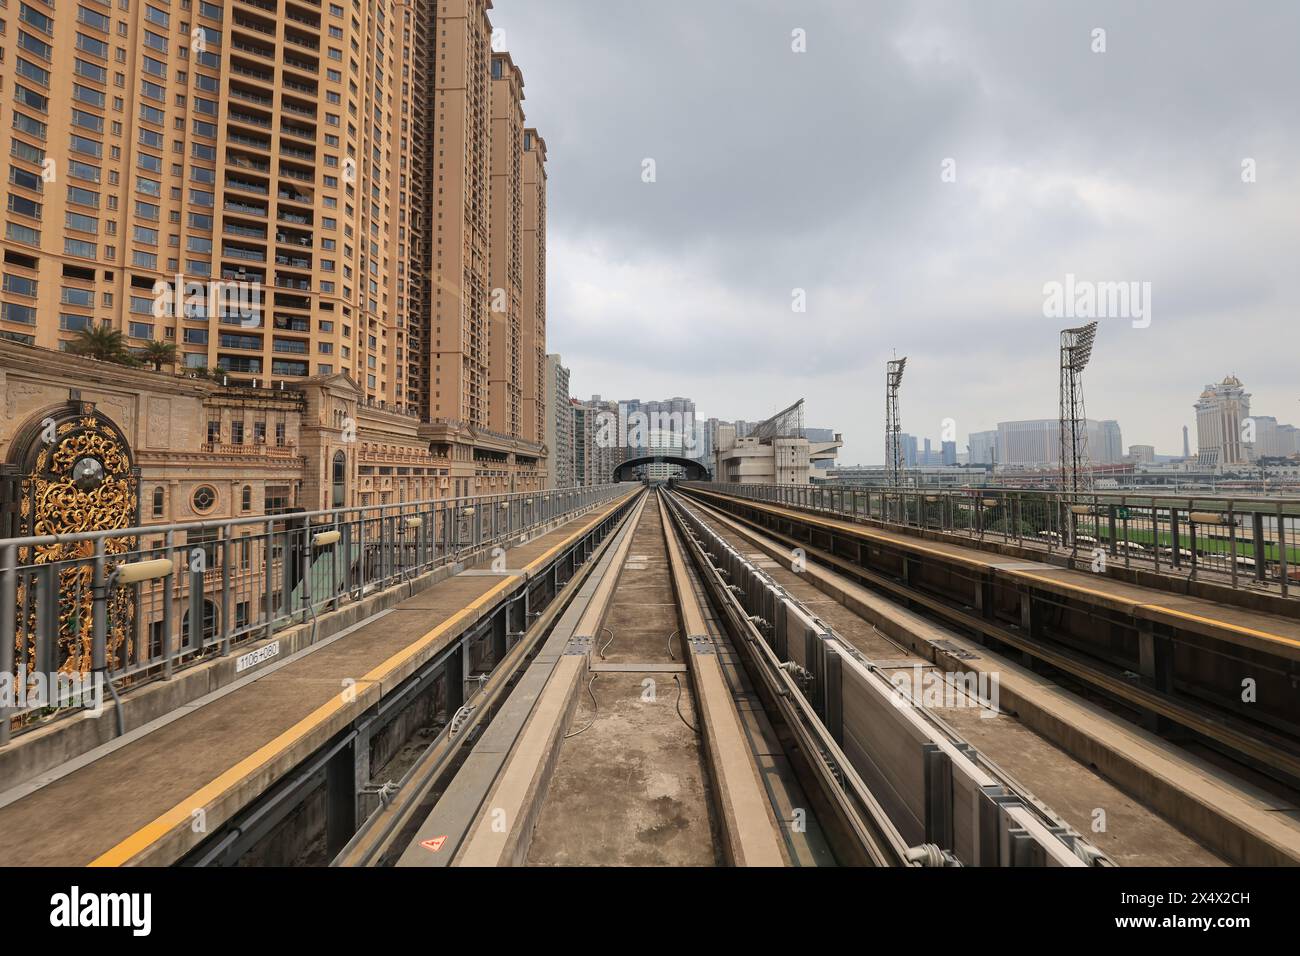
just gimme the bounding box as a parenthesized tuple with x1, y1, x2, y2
(490, 0, 1299, 464)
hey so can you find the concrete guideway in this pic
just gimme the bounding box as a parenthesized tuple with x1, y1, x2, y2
(404, 488, 798, 867)
(683, 487, 1300, 786)
(0, 491, 640, 866)
(679, 488, 1300, 866)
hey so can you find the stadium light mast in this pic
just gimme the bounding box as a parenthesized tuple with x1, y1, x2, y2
(1058, 322, 1098, 494)
(886, 356, 907, 487)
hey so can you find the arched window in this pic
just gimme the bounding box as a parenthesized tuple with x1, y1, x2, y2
(241, 485, 252, 511)
(152, 486, 165, 518)
(331, 451, 347, 508)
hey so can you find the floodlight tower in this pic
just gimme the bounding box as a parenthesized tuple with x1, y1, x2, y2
(886, 356, 907, 487)
(1058, 322, 1098, 493)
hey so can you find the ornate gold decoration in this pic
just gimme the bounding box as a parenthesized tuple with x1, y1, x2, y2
(12, 409, 139, 677)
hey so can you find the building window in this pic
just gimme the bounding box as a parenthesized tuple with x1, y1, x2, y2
(241, 485, 252, 511)
(331, 451, 347, 508)
(152, 486, 165, 517)
(192, 485, 216, 513)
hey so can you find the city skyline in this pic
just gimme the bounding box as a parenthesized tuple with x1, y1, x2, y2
(491, 0, 1299, 465)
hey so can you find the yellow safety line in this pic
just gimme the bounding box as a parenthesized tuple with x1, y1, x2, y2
(699, 489, 1297, 650)
(89, 493, 635, 867)
(1135, 604, 1300, 649)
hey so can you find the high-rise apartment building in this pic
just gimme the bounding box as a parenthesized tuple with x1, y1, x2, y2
(487, 51, 522, 439)
(544, 353, 573, 488)
(1, 0, 401, 394)
(519, 126, 546, 447)
(1, 0, 548, 498)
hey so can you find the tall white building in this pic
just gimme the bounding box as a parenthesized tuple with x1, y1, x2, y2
(968, 430, 998, 466)
(995, 419, 1117, 468)
(1195, 375, 1252, 469)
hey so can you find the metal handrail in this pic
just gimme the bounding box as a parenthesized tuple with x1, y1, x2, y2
(0, 485, 629, 741)
(686, 481, 1297, 600)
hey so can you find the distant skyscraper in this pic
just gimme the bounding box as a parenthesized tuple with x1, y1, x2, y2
(1098, 420, 1123, 464)
(1195, 375, 1252, 469)
(996, 419, 1113, 468)
(968, 430, 998, 465)
(544, 355, 573, 488)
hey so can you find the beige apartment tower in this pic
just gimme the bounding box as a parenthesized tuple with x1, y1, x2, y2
(487, 52, 523, 440)
(520, 125, 547, 446)
(1, 0, 548, 499)
(0, 0, 406, 401)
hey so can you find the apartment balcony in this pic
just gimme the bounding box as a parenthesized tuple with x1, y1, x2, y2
(216, 356, 263, 374)
(226, 131, 271, 153)
(230, 61, 274, 84)
(274, 276, 311, 291)
(280, 123, 316, 144)
(226, 153, 270, 174)
(282, 53, 318, 75)
(219, 330, 263, 347)
(278, 166, 313, 184)
(226, 175, 269, 196)
(277, 188, 313, 206)
(228, 109, 272, 130)
(232, 13, 276, 37)
(231, 38, 275, 61)
(284, 33, 319, 56)
(280, 144, 316, 164)
(275, 228, 313, 247)
(284, 8, 320, 29)
(224, 199, 268, 218)
(272, 338, 309, 354)
(273, 293, 312, 311)
(229, 86, 273, 108)
(271, 359, 309, 377)
(276, 209, 311, 226)
(273, 314, 311, 332)
(281, 99, 316, 120)
(282, 77, 318, 97)
(221, 266, 265, 283)
(223, 222, 267, 240)
(274, 254, 311, 270)
(222, 244, 267, 263)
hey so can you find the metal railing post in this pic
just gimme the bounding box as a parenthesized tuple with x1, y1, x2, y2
(163, 530, 177, 673)
(221, 523, 233, 656)
(0, 543, 17, 746)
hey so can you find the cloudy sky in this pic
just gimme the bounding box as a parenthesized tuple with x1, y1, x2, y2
(490, 0, 1299, 464)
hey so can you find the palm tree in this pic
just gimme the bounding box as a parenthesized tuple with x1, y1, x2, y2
(140, 340, 178, 372)
(67, 325, 133, 365)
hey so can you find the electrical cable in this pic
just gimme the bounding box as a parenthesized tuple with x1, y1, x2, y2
(564, 673, 600, 739)
(672, 674, 698, 733)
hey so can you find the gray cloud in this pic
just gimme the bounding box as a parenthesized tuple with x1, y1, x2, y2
(493, 0, 1300, 462)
